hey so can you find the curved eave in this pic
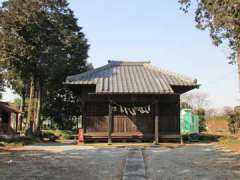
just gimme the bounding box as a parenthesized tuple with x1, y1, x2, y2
(171, 84, 200, 94)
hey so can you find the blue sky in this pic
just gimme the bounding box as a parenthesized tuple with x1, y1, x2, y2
(2, 0, 239, 108)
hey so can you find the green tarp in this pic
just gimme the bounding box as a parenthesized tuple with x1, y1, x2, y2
(180, 109, 199, 134)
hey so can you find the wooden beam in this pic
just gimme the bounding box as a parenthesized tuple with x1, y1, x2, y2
(154, 101, 159, 145)
(84, 94, 179, 103)
(108, 101, 112, 144)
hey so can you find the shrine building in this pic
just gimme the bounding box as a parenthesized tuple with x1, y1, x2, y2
(65, 60, 198, 143)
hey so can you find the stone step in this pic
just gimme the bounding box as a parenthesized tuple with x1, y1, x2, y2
(123, 148, 146, 180)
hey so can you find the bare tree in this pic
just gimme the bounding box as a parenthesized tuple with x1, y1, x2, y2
(223, 106, 234, 114)
(205, 108, 218, 119)
(181, 91, 209, 110)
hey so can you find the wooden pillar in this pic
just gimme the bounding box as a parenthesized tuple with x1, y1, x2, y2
(154, 101, 159, 145)
(81, 101, 85, 128)
(19, 113, 23, 131)
(81, 101, 86, 142)
(8, 113, 11, 133)
(177, 95, 183, 144)
(15, 113, 19, 133)
(108, 100, 112, 144)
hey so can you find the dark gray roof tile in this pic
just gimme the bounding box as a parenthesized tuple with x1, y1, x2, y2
(66, 60, 198, 94)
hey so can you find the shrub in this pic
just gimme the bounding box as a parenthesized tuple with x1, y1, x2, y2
(227, 112, 239, 134)
(196, 108, 206, 132)
(41, 130, 75, 141)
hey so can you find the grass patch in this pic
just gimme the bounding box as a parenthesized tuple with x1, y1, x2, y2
(219, 136, 240, 145)
(217, 136, 240, 153)
(0, 136, 35, 147)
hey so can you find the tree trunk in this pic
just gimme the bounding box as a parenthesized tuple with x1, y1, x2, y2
(32, 89, 37, 133)
(18, 95, 23, 131)
(34, 85, 41, 134)
(19, 90, 26, 131)
(26, 77, 34, 135)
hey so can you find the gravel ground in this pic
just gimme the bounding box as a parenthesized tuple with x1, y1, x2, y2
(1, 143, 240, 180)
(0, 147, 128, 180)
(144, 144, 240, 180)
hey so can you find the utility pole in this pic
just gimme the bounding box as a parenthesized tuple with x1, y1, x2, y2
(237, 49, 240, 91)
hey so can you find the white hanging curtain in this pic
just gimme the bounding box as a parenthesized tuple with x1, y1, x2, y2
(117, 104, 151, 116)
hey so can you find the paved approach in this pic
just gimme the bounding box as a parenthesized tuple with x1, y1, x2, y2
(0, 143, 240, 180)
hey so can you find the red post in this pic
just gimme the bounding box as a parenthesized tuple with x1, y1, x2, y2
(78, 128, 84, 143)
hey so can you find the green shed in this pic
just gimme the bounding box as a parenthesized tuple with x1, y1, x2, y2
(180, 109, 199, 134)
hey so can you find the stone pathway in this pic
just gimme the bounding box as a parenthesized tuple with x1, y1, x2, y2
(123, 148, 146, 180)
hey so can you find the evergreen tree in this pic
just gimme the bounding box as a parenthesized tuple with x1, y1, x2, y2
(0, 0, 89, 133)
(179, 0, 240, 84)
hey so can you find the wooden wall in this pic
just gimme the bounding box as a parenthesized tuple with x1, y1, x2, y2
(83, 96, 180, 136)
(85, 102, 108, 133)
(158, 101, 180, 134)
(113, 115, 154, 134)
(112, 103, 154, 135)
(0, 110, 14, 135)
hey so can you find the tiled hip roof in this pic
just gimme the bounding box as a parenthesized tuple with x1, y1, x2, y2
(65, 60, 198, 94)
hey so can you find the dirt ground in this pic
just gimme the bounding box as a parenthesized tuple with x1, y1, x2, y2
(1, 143, 240, 180)
(206, 118, 240, 153)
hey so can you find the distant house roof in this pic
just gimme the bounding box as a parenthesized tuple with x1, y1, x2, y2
(0, 101, 19, 113)
(65, 60, 199, 94)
